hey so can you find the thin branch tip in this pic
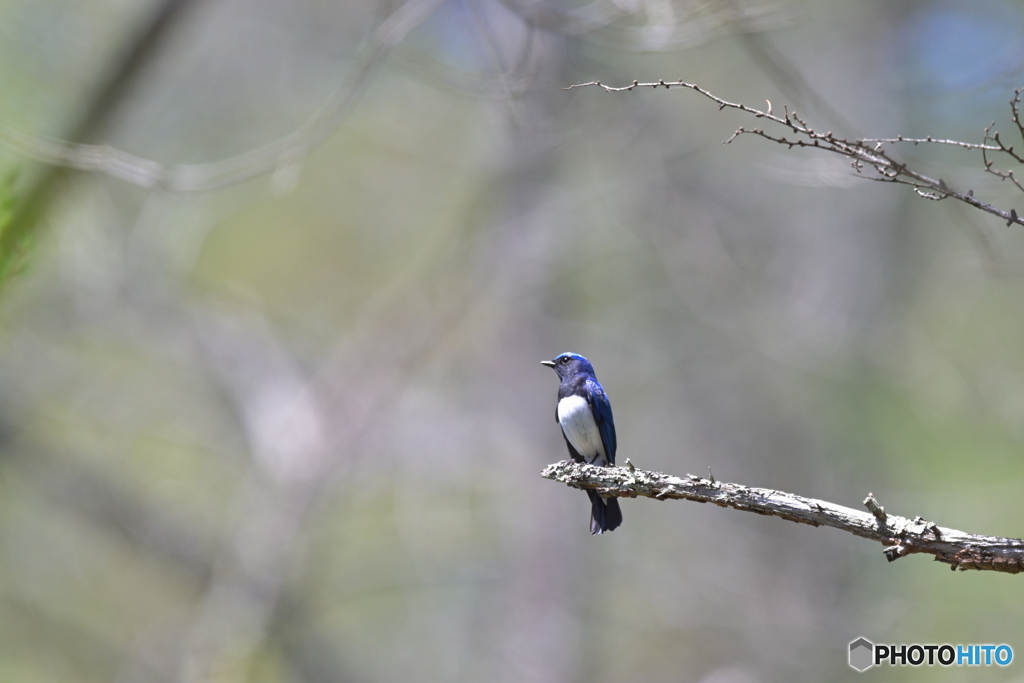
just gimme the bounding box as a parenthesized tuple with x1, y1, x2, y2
(564, 79, 1024, 228)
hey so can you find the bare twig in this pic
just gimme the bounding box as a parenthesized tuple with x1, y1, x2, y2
(565, 80, 1024, 228)
(981, 89, 1024, 194)
(860, 136, 995, 149)
(542, 460, 1024, 573)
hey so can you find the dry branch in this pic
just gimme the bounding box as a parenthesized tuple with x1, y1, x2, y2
(565, 80, 1024, 228)
(542, 460, 1024, 574)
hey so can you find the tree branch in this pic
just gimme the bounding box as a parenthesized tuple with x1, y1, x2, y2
(541, 460, 1024, 573)
(565, 80, 1024, 228)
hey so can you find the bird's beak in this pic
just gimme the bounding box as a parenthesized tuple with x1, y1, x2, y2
(540, 360, 556, 368)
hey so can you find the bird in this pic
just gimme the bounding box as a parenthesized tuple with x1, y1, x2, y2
(541, 352, 623, 535)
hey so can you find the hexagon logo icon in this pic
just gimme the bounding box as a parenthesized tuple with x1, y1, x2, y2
(849, 637, 874, 671)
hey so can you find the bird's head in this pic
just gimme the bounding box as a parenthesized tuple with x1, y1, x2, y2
(541, 352, 595, 380)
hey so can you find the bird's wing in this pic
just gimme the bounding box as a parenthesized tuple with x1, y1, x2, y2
(585, 378, 617, 465)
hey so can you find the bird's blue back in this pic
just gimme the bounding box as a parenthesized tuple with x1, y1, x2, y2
(584, 376, 616, 465)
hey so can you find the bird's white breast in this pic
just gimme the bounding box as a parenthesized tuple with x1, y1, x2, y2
(557, 395, 607, 465)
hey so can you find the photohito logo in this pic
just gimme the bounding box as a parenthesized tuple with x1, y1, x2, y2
(849, 638, 1013, 671)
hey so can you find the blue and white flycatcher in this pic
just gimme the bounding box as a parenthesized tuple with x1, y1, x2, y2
(542, 352, 623, 535)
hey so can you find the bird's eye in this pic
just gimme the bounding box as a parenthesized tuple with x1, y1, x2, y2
(560, 357, 569, 364)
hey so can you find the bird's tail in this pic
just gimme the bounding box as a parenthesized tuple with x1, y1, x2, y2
(587, 489, 623, 535)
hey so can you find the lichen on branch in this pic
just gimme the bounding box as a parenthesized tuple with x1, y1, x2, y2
(542, 460, 1024, 573)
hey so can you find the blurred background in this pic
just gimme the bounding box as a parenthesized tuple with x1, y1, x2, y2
(1, 0, 1024, 681)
